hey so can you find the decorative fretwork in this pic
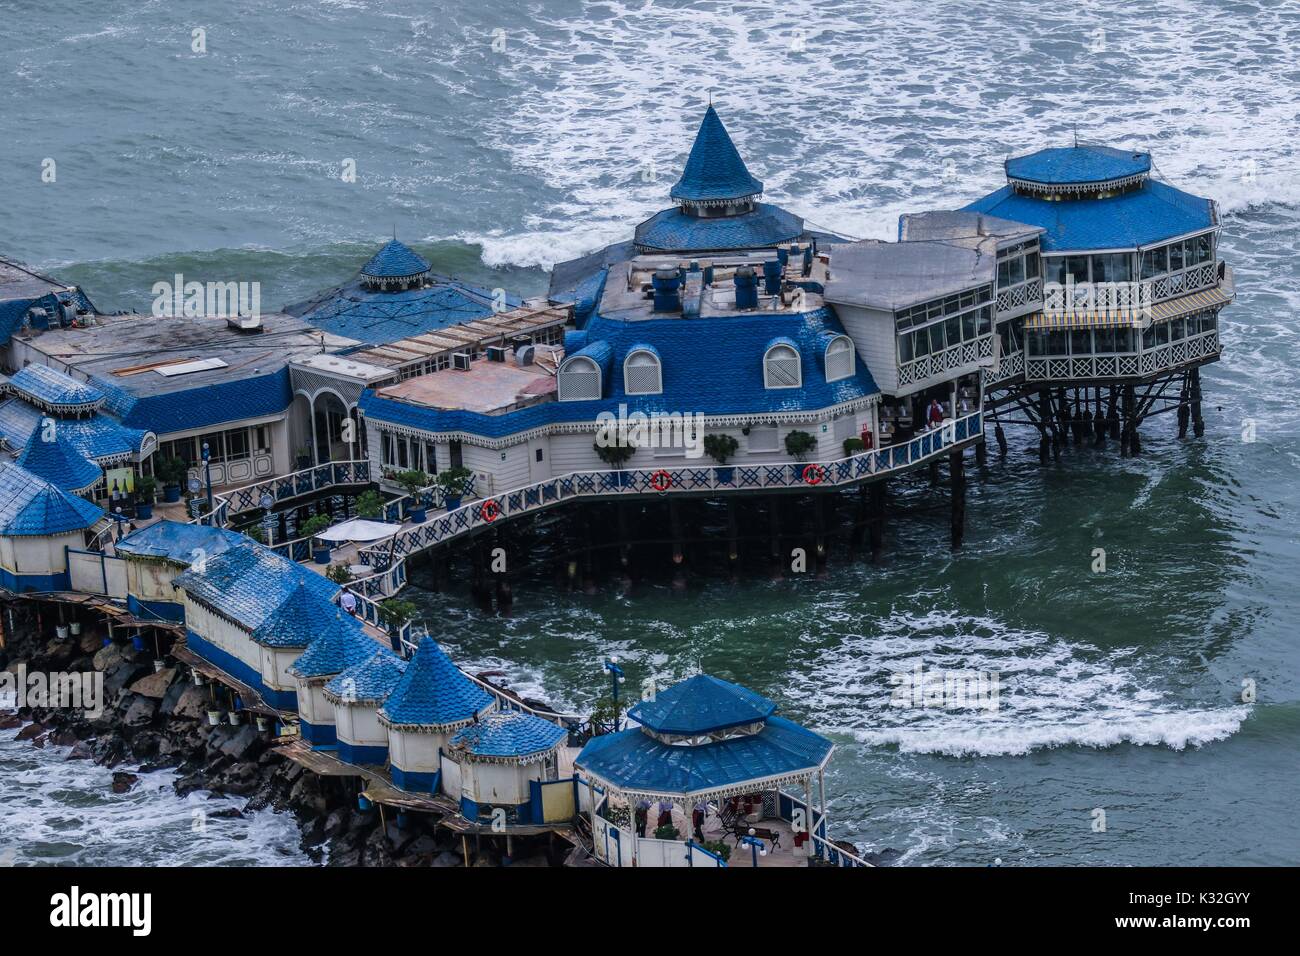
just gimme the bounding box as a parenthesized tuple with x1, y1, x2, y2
(996, 277, 1042, 315)
(1020, 329, 1221, 382)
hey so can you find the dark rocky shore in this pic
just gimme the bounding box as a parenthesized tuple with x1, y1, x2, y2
(0, 600, 561, 867)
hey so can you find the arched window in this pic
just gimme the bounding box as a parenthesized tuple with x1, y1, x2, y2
(624, 349, 662, 395)
(558, 356, 601, 401)
(764, 344, 801, 389)
(824, 335, 854, 382)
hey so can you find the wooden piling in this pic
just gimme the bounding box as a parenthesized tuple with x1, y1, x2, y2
(950, 449, 966, 550)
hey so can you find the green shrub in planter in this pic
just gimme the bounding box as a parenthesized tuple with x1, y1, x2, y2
(784, 429, 818, 461)
(298, 513, 332, 538)
(394, 469, 430, 497)
(701, 839, 732, 861)
(436, 467, 474, 499)
(326, 564, 353, 584)
(654, 824, 680, 841)
(354, 490, 385, 519)
(703, 433, 739, 465)
(593, 441, 636, 469)
(379, 598, 418, 631)
(843, 437, 865, 456)
(135, 475, 158, 504)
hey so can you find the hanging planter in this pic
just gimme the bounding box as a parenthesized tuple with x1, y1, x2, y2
(153, 659, 165, 673)
(69, 622, 82, 636)
(191, 670, 206, 687)
(131, 635, 146, 652)
(55, 624, 69, 640)
(255, 716, 270, 733)
(206, 709, 222, 726)
(228, 711, 244, 726)
(358, 794, 373, 811)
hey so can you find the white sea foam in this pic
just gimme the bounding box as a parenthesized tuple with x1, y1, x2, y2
(446, 0, 1300, 269)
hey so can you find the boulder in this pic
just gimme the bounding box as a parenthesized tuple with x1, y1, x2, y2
(430, 850, 462, 868)
(159, 680, 189, 716)
(15, 721, 45, 741)
(217, 724, 262, 760)
(67, 740, 95, 760)
(111, 771, 139, 794)
(171, 685, 209, 720)
(78, 633, 102, 655)
(92, 643, 129, 672)
(128, 668, 177, 700)
(122, 695, 157, 728)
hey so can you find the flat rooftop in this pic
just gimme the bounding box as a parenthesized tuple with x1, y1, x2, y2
(374, 358, 557, 415)
(0, 257, 71, 302)
(21, 313, 357, 398)
(292, 352, 396, 384)
(352, 304, 569, 371)
(823, 238, 998, 313)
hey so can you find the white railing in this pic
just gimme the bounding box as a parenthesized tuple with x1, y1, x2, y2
(187, 459, 373, 527)
(897, 337, 994, 388)
(1024, 329, 1220, 382)
(986, 348, 1025, 387)
(996, 277, 1041, 315)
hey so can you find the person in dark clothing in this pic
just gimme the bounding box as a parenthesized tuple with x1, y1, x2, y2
(635, 800, 648, 838)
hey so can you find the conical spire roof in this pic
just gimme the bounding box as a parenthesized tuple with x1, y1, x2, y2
(287, 611, 373, 679)
(0, 461, 105, 536)
(377, 636, 493, 731)
(669, 105, 764, 204)
(17, 425, 101, 495)
(252, 579, 338, 649)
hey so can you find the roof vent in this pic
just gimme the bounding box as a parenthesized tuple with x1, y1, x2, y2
(516, 345, 535, 366)
(452, 352, 471, 371)
(486, 345, 509, 363)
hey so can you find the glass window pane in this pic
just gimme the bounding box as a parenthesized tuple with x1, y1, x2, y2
(945, 316, 960, 346)
(1109, 253, 1131, 282)
(1168, 241, 1185, 271)
(1091, 255, 1109, 283)
(1195, 234, 1212, 264)
(962, 312, 977, 341)
(978, 306, 992, 335)
(1071, 330, 1092, 355)
(930, 323, 946, 352)
(914, 328, 930, 357)
(898, 332, 914, 362)
(1009, 257, 1025, 284)
(1143, 325, 1156, 349)
(1026, 251, 1040, 278)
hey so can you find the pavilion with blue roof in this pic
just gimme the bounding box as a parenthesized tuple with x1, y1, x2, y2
(287, 238, 521, 348)
(0, 460, 105, 592)
(377, 636, 494, 792)
(575, 674, 835, 867)
(173, 542, 339, 710)
(114, 520, 248, 623)
(287, 610, 374, 746)
(323, 648, 408, 765)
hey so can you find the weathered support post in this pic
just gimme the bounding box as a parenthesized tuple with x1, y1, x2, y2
(929, 458, 941, 485)
(949, 449, 966, 550)
(848, 485, 867, 558)
(1177, 372, 1191, 439)
(581, 506, 596, 595)
(1037, 389, 1051, 464)
(868, 481, 886, 564)
(1191, 366, 1205, 438)
(1107, 386, 1121, 441)
(1093, 386, 1107, 447)
(726, 497, 740, 582)
(669, 498, 687, 591)
(768, 496, 784, 580)
(994, 422, 1008, 456)
(975, 432, 987, 468)
(813, 493, 828, 578)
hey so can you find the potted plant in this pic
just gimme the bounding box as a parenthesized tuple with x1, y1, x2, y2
(354, 489, 384, 519)
(593, 440, 636, 486)
(654, 823, 680, 841)
(436, 467, 473, 511)
(69, 620, 82, 636)
(326, 563, 353, 585)
(704, 433, 739, 483)
(395, 469, 430, 522)
(784, 429, 817, 462)
(207, 708, 222, 726)
(156, 457, 186, 503)
(701, 839, 732, 862)
(295, 446, 311, 470)
(843, 436, 865, 457)
(378, 598, 418, 635)
(298, 513, 334, 564)
(135, 475, 157, 520)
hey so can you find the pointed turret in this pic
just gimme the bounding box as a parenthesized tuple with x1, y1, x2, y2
(17, 425, 102, 496)
(377, 636, 494, 732)
(669, 105, 764, 206)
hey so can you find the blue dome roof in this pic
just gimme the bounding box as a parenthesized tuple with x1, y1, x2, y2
(251, 579, 341, 649)
(17, 427, 101, 495)
(629, 674, 776, 735)
(669, 106, 764, 204)
(449, 710, 566, 761)
(0, 461, 104, 536)
(287, 613, 373, 679)
(634, 202, 803, 253)
(1006, 145, 1151, 187)
(377, 636, 494, 731)
(361, 239, 431, 279)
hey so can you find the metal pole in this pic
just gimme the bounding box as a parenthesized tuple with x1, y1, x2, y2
(202, 442, 214, 513)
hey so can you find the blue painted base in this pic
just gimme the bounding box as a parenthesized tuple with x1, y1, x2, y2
(390, 767, 440, 793)
(128, 595, 185, 624)
(185, 630, 298, 711)
(0, 567, 69, 593)
(301, 720, 337, 747)
(337, 741, 388, 765)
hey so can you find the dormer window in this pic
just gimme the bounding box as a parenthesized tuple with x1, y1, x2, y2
(764, 343, 801, 389)
(624, 349, 662, 395)
(824, 336, 854, 382)
(558, 355, 602, 401)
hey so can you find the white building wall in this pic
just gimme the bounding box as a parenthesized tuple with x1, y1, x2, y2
(834, 304, 899, 394)
(337, 702, 386, 747)
(182, 597, 261, 673)
(462, 761, 533, 806)
(295, 679, 333, 726)
(0, 531, 81, 576)
(261, 646, 305, 695)
(387, 727, 449, 774)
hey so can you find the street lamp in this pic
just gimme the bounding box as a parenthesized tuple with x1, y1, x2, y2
(603, 657, 625, 732)
(740, 829, 767, 868)
(201, 442, 214, 514)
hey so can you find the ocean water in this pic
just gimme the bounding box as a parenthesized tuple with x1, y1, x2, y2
(2, 0, 1298, 865)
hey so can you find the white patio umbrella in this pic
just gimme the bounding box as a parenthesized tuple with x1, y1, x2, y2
(313, 518, 402, 543)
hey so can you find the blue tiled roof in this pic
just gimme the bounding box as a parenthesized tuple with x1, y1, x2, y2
(115, 520, 246, 563)
(963, 178, 1215, 252)
(0, 461, 104, 537)
(94, 368, 291, 435)
(8, 364, 105, 410)
(629, 675, 776, 735)
(16, 427, 101, 494)
(287, 613, 373, 678)
(634, 203, 803, 253)
(378, 636, 494, 730)
(173, 542, 338, 633)
(249, 579, 344, 650)
(449, 710, 566, 761)
(564, 339, 614, 379)
(670, 106, 764, 203)
(360, 307, 879, 439)
(324, 649, 407, 705)
(361, 240, 431, 279)
(1006, 145, 1151, 185)
(576, 715, 833, 798)
(0, 397, 148, 463)
(288, 276, 521, 348)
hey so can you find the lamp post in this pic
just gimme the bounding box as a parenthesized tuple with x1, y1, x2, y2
(603, 657, 624, 732)
(201, 442, 214, 514)
(740, 830, 767, 868)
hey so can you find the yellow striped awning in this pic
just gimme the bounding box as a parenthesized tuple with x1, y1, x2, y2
(1023, 310, 1144, 330)
(1148, 285, 1234, 323)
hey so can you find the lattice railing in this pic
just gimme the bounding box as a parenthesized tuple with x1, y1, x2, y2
(996, 277, 1041, 315)
(898, 336, 994, 387)
(1023, 330, 1220, 382)
(188, 460, 372, 527)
